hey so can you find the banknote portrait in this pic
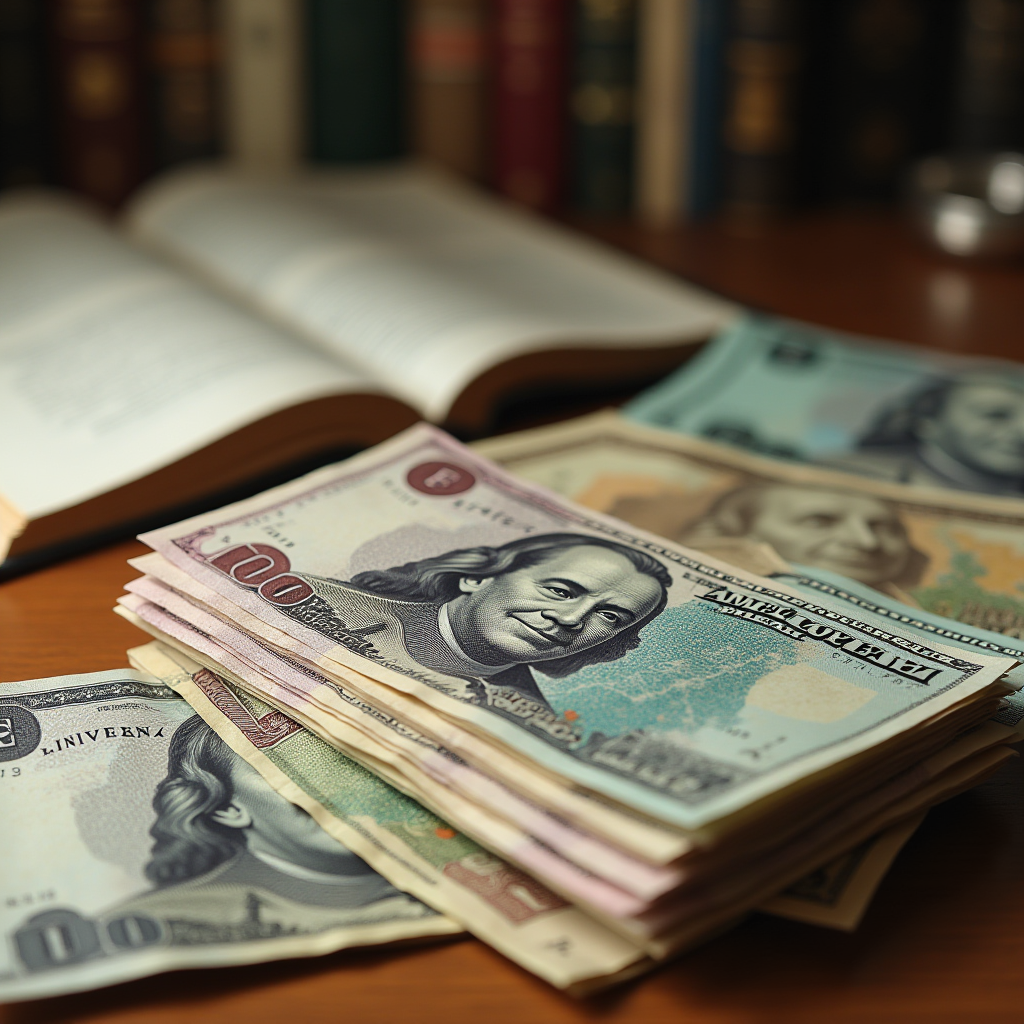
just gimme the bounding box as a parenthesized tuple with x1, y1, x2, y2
(111, 716, 427, 936)
(825, 372, 1024, 494)
(610, 482, 927, 596)
(307, 533, 672, 708)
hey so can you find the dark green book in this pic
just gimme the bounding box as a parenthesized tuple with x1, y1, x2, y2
(950, 0, 1024, 151)
(720, 0, 805, 220)
(0, 0, 50, 189)
(306, 0, 407, 163)
(800, 0, 957, 205)
(568, 0, 637, 214)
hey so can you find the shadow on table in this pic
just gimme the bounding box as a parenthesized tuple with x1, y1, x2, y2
(636, 758, 1023, 1020)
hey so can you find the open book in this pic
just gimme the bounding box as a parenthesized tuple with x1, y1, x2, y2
(0, 165, 737, 572)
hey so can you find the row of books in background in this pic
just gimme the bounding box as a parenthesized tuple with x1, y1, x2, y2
(3, 0, 1024, 220)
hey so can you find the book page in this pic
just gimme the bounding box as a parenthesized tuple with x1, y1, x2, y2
(126, 166, 739, 420)
(0, 195, 374, 520)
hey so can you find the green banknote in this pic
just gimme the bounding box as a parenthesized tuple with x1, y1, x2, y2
(627, 315, 1024, 497)
(0, 669, 456, 1002)
(136, 424, 1014, 831)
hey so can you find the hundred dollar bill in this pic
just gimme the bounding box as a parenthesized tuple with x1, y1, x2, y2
(129, 642, 655, 992)
(136, 424, 1016, 832)
(477, 411, 1024, 652)
(0, 669, 458, 1003)
(627, 314, 1024, 497)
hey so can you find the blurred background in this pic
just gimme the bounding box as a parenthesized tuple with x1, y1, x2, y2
(3, 0, 1022, 221)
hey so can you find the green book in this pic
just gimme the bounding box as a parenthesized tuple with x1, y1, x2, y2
(569, 0, 637, 214)
(306, 0, 407, 163)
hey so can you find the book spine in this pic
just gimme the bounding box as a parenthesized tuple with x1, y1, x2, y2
(635, 0, 694, 226)
(148, 0, 222, 170)
(307, 0, 406, 163)
(803, 0, 957, 204)
(0, 0, 51, 189)
(950, 0, 1024, 151)
(720, 0, 804, 221)
(686, 0, 727, 217)
(568, 0, 638, 214)
(492, 0, 570, 211)
(222, 0, 303, 168)
(409, 0, 487, 179)
(49, 0, 147, 207)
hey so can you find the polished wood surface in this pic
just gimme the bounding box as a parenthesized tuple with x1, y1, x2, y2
(573, 211, 1024, 359)
(4, 213, 1024, 1024)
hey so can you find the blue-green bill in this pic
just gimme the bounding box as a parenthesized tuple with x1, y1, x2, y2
(136, 425, 1015, 832)
(627, 314, 1024, 497)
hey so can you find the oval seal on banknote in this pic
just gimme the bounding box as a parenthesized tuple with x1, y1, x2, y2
(407, 462, 476, 496)
(0, 706, 42, 762)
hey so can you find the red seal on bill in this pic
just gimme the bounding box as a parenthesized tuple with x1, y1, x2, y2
(406, 461, 476, 496)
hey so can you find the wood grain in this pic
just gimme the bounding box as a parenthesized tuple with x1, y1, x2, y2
(3, 213, 1024, 1023)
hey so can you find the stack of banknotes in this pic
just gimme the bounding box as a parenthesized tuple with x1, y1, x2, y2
(109, 415, 1022, 992)
(6, 314, 1024, 1000)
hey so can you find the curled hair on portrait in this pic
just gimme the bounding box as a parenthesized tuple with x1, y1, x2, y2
(692, 481, 930, 589)
(855, 376, 956, 449)
(351, 533, 673, 678)
(144, 715, 246, 887)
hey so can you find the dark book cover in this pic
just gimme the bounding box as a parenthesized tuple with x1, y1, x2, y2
(491, 0, 570, 211)
(0, 0, 51, 189)
(720, 0, 805, 221)
(49, 0, 148, 208)
(800, 0, 957, 204)
(149, 0, 221, 169)
(687, 0, 729, 218)
(410, 0, 488, 180)
(949, 0, 1024, 151)
(307, 0, 407, 163)
(568, 0, 637, 214)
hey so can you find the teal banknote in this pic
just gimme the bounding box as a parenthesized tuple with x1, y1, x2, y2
(136, 425, 1015, 831)
(627, 315, 1024, 496)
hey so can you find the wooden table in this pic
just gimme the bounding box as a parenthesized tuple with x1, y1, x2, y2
(4, 213, 1024, 1024)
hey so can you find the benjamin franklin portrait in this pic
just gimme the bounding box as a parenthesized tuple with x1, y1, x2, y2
(305, 533, 673, 710)
(110, 716, 428, 937)
(823, 372, 1024, 494)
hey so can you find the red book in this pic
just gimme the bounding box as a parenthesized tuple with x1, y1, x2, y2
(49, 0, 148, 208)
(491, 0, 569, 211)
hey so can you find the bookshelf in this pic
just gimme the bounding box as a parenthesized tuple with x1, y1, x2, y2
(6, 1, 1024, 221)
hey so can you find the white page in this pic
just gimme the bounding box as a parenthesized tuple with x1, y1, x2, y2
(126, 166, 739, 420)
(0, 195, 375, 519)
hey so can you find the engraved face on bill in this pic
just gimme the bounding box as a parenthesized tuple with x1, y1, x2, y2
(309, 531, 672, 709)
(139, 425, 1015, 829)
(627, 316, 1024, 496)
(0, 670, 446, 1002)
(628, 481, 923, 591)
